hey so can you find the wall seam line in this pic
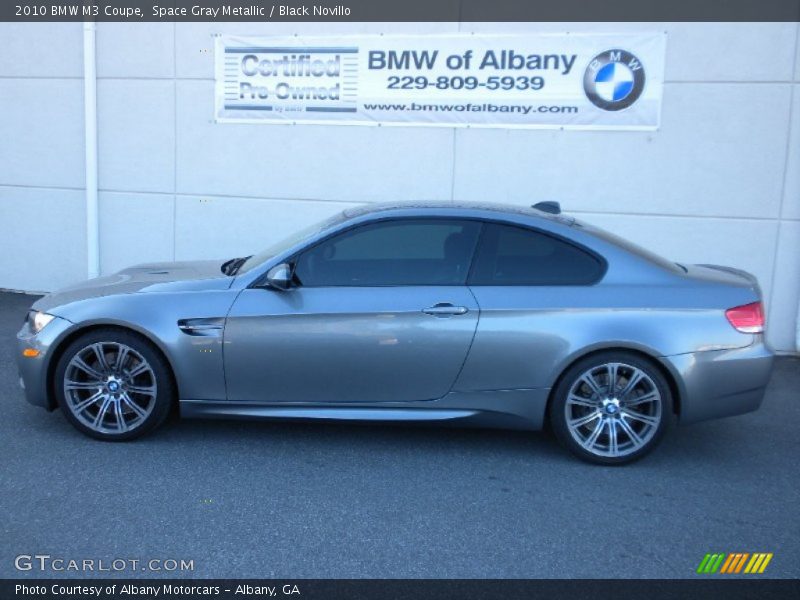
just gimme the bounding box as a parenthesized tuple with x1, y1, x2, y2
(450, 129, 457, 201)
(151, 77, 798, 84)
(766, 21, 799, 350)
(172, 21, 178, 262)
(1, 183, 799, 223)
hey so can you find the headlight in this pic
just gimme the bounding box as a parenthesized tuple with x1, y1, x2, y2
(29, 311, 55, 334)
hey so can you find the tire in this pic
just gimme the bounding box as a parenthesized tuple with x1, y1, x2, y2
(548, 352, 673, 465)
(54, 328, 174, 441)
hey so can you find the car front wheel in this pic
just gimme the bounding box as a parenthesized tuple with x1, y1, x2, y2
(54, 329, 173, 441)
(549, 352, 672, 465)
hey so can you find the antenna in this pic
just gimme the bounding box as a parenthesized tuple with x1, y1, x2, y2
(532, 201, 561, 215)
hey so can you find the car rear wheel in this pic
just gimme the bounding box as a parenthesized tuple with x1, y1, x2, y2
(54, 329, 173, 441)
(549, 352, 672, 465)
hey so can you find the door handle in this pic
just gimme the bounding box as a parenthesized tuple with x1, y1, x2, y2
(422, 303, 469, 316)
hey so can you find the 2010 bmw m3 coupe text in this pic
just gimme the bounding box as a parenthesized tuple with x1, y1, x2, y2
(16, 202, 774, 464)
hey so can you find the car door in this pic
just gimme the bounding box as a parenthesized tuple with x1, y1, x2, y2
(455, 222, 607, 392)
(223, 218, 482, 404)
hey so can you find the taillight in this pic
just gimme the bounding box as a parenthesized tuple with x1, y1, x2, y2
(725, 301, 764, 333)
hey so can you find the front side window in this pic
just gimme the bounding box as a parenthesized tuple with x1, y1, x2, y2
(294, 219, 481, 287)
(469, 223, 605, 286)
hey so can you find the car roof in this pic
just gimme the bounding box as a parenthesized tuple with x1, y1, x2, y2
(343, 200, 575, 225)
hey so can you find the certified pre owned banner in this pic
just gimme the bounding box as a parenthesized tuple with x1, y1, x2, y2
(215, 33, 666, 130)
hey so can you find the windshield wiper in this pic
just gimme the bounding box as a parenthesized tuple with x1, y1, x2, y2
(221, 256, 252, 276)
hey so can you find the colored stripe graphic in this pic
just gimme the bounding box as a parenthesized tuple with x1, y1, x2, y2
(744, 553, 773, 574)
(696, 554, 712, 573)
(734, 553, 749, 573)
(697, 553, 726, 574)
(700, 552, 773, 575)
(719, 553, 736, 573)
(720, 553, 749, 573)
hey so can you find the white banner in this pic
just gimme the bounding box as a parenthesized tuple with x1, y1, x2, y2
(215, 32, 666, 130)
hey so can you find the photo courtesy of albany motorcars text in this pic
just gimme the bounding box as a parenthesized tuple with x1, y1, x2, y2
(16, 201, 774, 464)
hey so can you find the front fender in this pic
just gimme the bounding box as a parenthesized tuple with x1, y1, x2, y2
(37, 290, 240, 403)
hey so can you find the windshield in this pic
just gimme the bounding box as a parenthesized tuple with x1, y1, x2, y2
(237, 211, 348, 275)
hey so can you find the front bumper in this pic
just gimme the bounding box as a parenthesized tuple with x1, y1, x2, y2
(16, 315, 74, 410)
(664, 339, 775, 424)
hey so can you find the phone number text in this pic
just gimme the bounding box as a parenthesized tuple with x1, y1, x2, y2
(387, 75, 546, 91)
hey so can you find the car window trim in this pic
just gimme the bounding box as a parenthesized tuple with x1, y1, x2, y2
(249, 215, 606, 289)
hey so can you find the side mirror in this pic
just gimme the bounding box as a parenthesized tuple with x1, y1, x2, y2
(265, 263, 292, 290)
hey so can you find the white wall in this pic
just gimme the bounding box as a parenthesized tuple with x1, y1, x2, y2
(0, 21, 798, 352)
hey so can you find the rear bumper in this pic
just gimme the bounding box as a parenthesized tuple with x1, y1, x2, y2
(664, 340, 774, 424)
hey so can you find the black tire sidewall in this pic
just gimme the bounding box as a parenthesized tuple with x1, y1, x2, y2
(54, 328, 173, 441)
(549, 352, 673, 465)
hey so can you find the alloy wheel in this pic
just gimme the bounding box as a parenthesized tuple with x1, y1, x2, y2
(564, 362, 662, 459)
(63, 342, 157, 435)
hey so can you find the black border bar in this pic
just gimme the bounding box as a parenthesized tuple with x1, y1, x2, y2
(2, 0, 800, 22)
(3, 579, 800, 600)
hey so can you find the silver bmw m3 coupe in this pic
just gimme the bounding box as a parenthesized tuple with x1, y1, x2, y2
(16, 202, 774, 464)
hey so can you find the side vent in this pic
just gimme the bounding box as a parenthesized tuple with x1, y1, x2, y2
(178, 318, 224, 336)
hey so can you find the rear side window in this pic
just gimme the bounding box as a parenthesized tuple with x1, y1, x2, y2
(468, 223, 604, 286)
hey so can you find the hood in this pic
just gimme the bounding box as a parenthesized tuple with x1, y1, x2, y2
(33, 260, 233, 313)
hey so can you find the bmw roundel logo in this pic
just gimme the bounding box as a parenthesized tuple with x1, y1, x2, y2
(583, 49, 646, 111)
